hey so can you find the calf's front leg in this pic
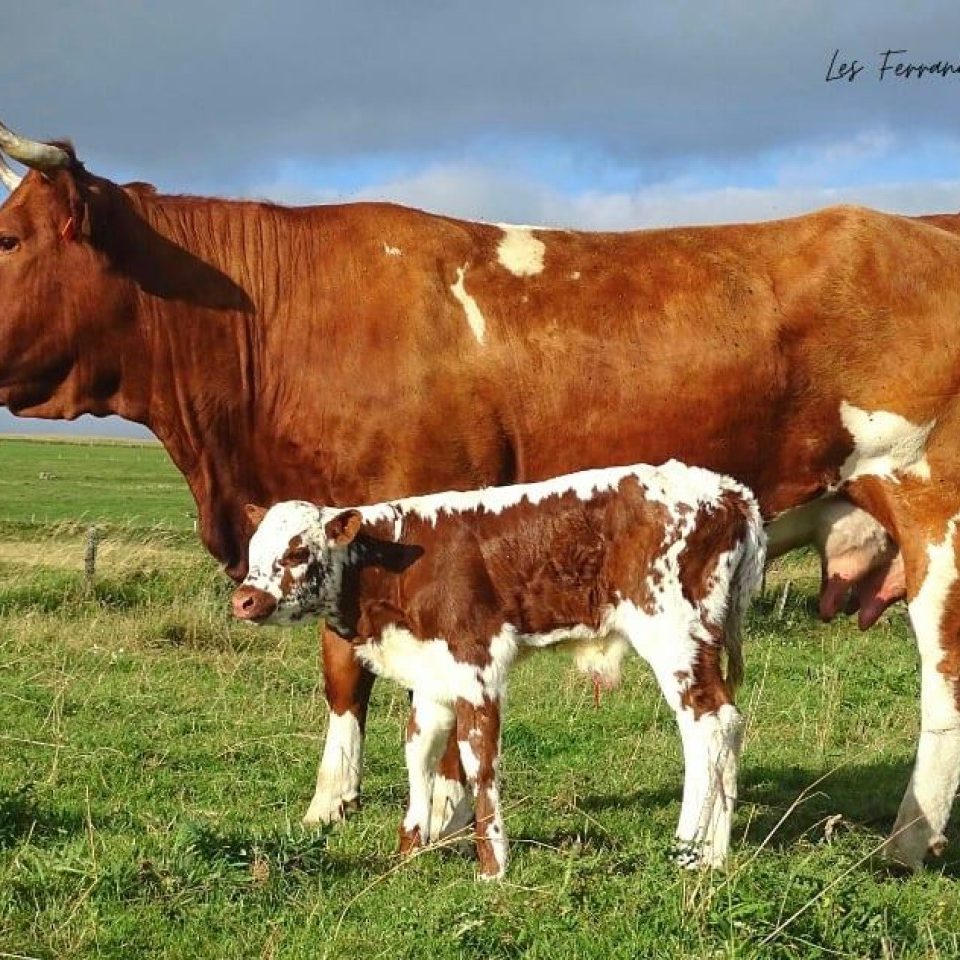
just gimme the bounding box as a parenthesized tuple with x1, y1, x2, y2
(303, 627, 375, 825)
(429, 731, 474, 844)
(400, 695, 457, 853)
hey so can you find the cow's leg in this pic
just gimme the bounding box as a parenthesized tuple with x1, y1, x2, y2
(882, 515, 960, 867)
(428, 731, 474, 843)
(303, 627, 375, 825)
(456, 696, 507, 880)
(399, 695, 457, 855)
(844, 473, 960, 867)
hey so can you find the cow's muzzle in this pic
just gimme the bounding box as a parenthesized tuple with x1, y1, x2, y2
(232, 584, 279, 623)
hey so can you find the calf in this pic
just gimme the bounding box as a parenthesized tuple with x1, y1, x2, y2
(232, 461, 766, 878)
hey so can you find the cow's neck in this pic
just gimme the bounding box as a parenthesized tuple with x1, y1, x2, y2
(107, 191, 325, 576)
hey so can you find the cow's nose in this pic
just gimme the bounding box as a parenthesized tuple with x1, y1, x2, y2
(231, 584, 279, 622)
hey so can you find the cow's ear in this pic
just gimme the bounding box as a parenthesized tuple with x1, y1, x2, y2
(245, 503, 268, 530)
(325, 509, 363, 546)
(58, 168, 93, 242)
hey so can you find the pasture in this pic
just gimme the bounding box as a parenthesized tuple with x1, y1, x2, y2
(1, 437, 959, 958)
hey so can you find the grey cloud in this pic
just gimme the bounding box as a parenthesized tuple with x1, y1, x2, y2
(4, 1, 960, 189)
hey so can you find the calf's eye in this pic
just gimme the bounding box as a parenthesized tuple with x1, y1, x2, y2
(284, 547, 311, 566)
(0, 235, 20, 253)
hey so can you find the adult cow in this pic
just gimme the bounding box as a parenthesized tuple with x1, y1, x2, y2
(0, 120, 955, 869)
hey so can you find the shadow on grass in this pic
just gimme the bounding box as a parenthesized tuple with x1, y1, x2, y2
(0, 784, 87, 851)
(574, 757, 960, 875)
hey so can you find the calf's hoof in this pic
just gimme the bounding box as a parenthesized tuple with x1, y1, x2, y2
(301, 794, 360, 827)
(668, 841, 726, 871)
(880, 831, 944, 873)
(398, 825, 424, 857)
(669, 841, 703, 870)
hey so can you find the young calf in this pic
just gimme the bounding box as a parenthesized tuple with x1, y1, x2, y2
(232, 461, 766, 879)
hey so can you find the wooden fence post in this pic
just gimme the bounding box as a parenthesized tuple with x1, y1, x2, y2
(84, 526, 100, 586)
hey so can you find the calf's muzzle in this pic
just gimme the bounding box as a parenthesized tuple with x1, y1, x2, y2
(232, 584, 278, 622)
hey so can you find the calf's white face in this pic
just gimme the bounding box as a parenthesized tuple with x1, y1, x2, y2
(232, 501, 362, 625)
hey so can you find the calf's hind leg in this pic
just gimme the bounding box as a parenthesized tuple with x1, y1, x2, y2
(456, 696, 507, 879)
(625, 615, 743, 868)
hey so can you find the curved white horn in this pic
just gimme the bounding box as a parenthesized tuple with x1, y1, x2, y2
(0, 120, 70, 170)
(0, 154, 22, 192)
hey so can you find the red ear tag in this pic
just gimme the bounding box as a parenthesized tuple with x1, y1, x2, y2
(60, 216, 76, 242)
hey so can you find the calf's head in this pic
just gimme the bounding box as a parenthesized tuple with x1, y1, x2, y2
(231, 501, 362, 626)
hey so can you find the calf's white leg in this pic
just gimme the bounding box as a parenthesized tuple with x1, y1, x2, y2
(429, 732, 474, 844)
(400, 695, 457, 853)
(456, 696, 507, 880)
(673, 703, 743, 867)
(620, 600, 742, 869)
(303, 709, 363, 825)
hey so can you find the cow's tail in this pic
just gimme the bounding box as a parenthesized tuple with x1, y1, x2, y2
(723, 491, 767, 692)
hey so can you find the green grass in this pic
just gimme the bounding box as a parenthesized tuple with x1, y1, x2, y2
(1, 438, 960, 958)
(0, 437, 195, 531)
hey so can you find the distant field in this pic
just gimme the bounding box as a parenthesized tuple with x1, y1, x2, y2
(1, 438, 959, 959)
(0, 437, 195, 531)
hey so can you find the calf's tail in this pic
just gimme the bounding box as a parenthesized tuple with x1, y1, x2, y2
(723, 492, 767, 692)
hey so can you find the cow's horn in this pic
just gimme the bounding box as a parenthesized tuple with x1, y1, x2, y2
(0, 154, 22, 191)
(0, 121, 70, 170)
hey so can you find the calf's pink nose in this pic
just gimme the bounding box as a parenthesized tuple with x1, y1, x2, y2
(232, 585, 278, 622)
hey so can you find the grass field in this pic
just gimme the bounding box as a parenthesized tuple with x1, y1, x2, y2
(1, 437, 959, 958)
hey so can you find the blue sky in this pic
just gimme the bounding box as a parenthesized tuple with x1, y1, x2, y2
(3, 1, 960, 437)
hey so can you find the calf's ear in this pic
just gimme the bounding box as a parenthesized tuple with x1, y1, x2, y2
(325, 509, 363, 546)
(245, 503, 268, 530)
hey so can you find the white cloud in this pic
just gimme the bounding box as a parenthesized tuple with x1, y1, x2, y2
(254, 159, 960, 231)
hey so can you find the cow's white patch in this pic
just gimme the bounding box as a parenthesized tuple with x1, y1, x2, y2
(303, 710, 363, 825)
(885, 513, 960, 868)
(496, 225, 546, 277)
(815, 499, 889, 559)
(383, 244, 402, 256)
(450, 266, 487, 344)
(839, 401, 935, 483)
(569, 270, 581, 281)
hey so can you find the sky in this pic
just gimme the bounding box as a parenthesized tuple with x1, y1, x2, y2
(3, 0, 960, 437)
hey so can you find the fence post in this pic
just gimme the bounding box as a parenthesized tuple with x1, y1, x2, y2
(84, 526, 100, 586)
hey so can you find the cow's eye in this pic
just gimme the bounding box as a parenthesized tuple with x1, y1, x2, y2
(0, 235, 20, 253)
(284, 547, 310, 566)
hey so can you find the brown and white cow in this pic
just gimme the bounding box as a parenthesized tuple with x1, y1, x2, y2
(1, 119, 959, 867)
(231, 461, 766, 878)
